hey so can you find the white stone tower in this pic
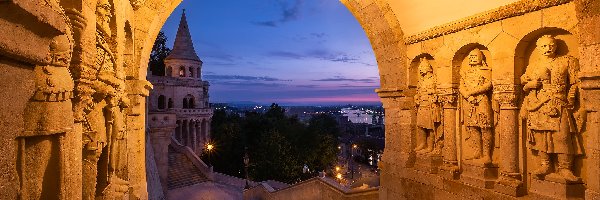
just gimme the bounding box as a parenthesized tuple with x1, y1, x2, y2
(147, 10, 213, 191)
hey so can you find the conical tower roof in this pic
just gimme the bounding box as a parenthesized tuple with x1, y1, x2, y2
(166, 10, 201, 62)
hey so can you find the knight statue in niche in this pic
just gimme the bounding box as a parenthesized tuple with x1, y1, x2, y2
(72, 0, 130, 198)
(414, 58, 442, 154)
(521, 35, 584, 183)
(459, 48, 494, 165)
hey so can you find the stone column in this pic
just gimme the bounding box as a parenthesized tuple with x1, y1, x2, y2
(581, 74, 600, 199)
(148, 126, 174, 196)
(175, 120, 181, 141)
(438, 87, 459, 178)
(182, 120, 188, 145)
(493, 84, 524, 196)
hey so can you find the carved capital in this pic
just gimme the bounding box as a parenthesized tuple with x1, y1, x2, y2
(493, 84, 519, 109)
(437, 87, 458, 108)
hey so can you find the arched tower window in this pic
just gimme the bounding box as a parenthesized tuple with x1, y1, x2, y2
(189, 67, 194, 77)
(197, 67, 201, 78)
(183, 98, 188, 109)
(158, 95, 166, 109)
(168, 98, 173, 109)
(179, 66, 186, 77)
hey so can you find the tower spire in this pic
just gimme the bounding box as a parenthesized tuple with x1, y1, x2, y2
(166, 10, 201, 62)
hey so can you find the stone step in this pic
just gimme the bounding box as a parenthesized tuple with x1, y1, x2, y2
(167, 146, 209, 190)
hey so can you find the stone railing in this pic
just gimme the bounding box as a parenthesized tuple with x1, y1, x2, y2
(169, 136, 214, 181)
(213, 172, 259, 190)
(243, 177, 379, 200)
(170, 108, 213, 115)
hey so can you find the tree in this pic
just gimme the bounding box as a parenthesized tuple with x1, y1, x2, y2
(149, 31, 171, 76)
(208, 105, 341, 184)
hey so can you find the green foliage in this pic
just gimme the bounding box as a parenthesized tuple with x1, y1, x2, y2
(208, 104, 340, 183)
(149, 31, 171, 76)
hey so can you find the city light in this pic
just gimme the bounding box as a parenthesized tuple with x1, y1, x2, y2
(352, 144, 358, 149)
(206, 143, 214, 151)
(336, 173, 343, 179)
(335, 166, 340, 172)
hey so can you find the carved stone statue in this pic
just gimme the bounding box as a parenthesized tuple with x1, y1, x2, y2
(73, 0, 129, 199)
(414, 58, 442, 154)
(20, 33, 74, 200)
(459, 48, 493, 165)
(521, 35, 583, 183)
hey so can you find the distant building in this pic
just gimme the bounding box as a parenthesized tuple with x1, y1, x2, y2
(340, 108, 372, 124)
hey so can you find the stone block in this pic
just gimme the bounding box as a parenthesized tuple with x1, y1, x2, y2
(494, 177, 525, 197)
(460, 160, 498, 189)
(542, 2, 578, 31)
(577, 15, 600, 46)
(530, 178, 586, 199)
(413, 153, 442, 174)
(502, 10, 542, 39)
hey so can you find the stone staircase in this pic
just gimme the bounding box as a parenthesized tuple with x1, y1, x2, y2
(167, 146, 209, 190)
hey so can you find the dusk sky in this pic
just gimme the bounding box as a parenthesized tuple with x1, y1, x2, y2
(159, 0, 379, 105)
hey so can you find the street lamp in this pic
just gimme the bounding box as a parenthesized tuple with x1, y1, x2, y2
(205, 143, 214, 166)
(244, 148, 250, 189)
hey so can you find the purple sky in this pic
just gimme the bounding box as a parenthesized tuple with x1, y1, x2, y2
(159, 0, 379, 105)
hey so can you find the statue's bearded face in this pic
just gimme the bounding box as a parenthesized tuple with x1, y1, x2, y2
(96, 1, 112, 36)
(468, 49, 483, 66)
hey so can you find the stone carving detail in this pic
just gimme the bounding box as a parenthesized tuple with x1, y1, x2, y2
(494, 84, 519, 108)
(459, 48, 494, 165)
(520, 35, 584, 183)
(437, 87, 458, 107)
(414, 58, 442, 155)
(20, 33, 74, 199)
(71, 0, 130, 198)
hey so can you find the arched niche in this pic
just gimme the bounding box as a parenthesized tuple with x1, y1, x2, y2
(408, 53, 436, 89)
(451, 43, 494, 162)
(514, 27, 578, 85)
(514, 27, 586, 188)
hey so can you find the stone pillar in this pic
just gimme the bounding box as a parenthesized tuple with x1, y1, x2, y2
(182, 120, 188, 145)
(575, 2, 600, 197)
(175, 120, 181, 142)
(493, 84, 524, 196)
(190, 120, 196, 148)
(195, 122, 201, 152)
(148, 126, 174, 196)
(125, 80, 153, 200)
(581, 74, 600, 199)
(438, 87, 459, 179)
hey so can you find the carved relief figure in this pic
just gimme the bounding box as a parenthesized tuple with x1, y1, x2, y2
(20, 33, 74, 199)
(72, 0, 129, 198)
(414, 58, 442, 154)
(521, 35, 583, 182)
(459, 48, 493, 165)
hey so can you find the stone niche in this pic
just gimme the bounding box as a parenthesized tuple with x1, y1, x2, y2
(395, 1, 599, 199)
(0, 0, 180, 199)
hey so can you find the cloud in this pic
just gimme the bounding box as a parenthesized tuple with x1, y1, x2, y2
(295, 84, 320, 88)
(204, 74, 290, 82)
(266, 49, 375, 66)
(215, 81, 286, 88)
(312, 76, 376, 83)
(293, 32, 328, 43)
(252, 0, 304, 27)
